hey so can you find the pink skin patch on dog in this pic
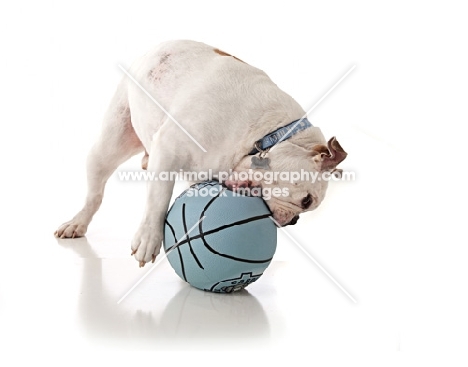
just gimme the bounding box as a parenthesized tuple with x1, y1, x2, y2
(224, 179, 261, 192)
(148, 53, 171, 82)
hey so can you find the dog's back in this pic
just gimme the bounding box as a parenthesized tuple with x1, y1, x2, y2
(125, 40, 304, 151)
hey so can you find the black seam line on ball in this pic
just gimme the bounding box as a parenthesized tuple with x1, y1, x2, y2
(164, 219, 187, 281)
(164, 219, 177, 253)
(165, 190, 224, 253)
(198, 190, 273, 263)
(177, 246, 187, 282)
(165, 189, 273, 263)
(182, 203, 204, 269)
(198, 215, 274, 263)
(209, 282, 220, 292)
(167, 213, 271, 251)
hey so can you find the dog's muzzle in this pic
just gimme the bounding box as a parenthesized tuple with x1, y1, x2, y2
(285, 215, 300, 226)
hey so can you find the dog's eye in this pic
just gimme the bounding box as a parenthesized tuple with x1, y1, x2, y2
(301, 194, 313, 209)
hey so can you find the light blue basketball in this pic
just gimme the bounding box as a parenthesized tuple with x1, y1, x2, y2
(163, 181, 277, 293)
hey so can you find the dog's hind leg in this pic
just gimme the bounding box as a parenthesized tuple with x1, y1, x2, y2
(55, 81, 144, 238)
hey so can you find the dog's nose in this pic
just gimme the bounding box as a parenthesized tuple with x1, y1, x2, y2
(286, 215, 300, 226)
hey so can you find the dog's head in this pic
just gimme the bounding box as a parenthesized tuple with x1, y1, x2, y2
(225, 137, 347, 226)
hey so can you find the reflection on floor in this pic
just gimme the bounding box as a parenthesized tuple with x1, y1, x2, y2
(56, 236, 285, 350)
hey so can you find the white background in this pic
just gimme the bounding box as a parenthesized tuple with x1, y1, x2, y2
(1, 0, 467, 365)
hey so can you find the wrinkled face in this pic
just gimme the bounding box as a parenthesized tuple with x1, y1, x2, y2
(261, 176, 329, 226)
(225, 168, 329, 226)
(224, 137, 346, 226)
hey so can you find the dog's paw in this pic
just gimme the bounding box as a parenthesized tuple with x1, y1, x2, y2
(54, 219, 88, 239)
(131, 223, 162, 267)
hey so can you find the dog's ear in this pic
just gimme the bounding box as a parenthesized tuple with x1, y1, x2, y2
(311, 137, 347, 171)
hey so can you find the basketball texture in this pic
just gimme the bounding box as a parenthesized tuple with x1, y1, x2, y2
(163, 181, 277, 293)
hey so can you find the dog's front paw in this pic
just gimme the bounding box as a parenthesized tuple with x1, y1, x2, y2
(54, 219, 88, 239)
(131, 223, 162, 267)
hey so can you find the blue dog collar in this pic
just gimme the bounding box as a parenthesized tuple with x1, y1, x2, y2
(249, 117, 313, 155)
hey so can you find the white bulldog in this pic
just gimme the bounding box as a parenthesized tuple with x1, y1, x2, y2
(55, 40, 347, 267)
